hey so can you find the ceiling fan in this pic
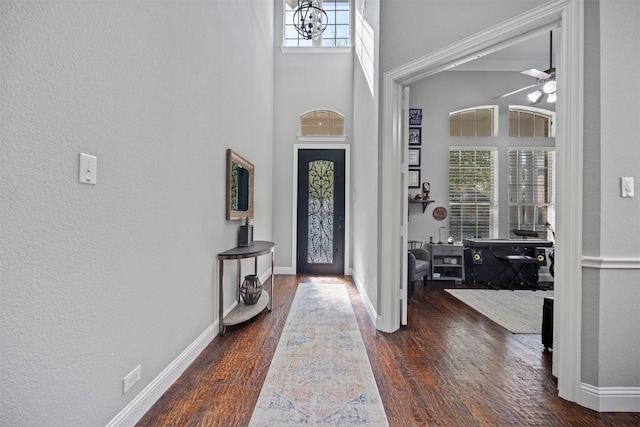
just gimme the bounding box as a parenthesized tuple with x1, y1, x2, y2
(493, 31, 557, 104)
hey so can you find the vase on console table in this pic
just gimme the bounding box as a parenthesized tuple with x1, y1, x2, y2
(240, 274, 262, 305)
(238, 217, 253, 247)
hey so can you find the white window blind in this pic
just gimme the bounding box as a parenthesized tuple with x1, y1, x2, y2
(508, 148, 556, 239)
(448, 147, 499, 241)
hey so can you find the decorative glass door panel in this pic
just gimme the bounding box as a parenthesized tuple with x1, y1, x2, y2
(308, 160, 334, 264)
(297, 149, 345, 274)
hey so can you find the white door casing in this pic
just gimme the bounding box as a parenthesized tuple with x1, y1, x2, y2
(400, 87, 410, 325)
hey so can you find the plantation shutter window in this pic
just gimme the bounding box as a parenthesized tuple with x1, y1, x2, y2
(508, 148, 556, 240)
(448, 147, 499, 242)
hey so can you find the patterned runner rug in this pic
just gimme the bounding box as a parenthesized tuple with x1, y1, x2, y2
(445, 289, 554, 333)
(249, 283, 388, 426)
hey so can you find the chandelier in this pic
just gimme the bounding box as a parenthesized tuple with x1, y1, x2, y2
(293, 0, 328, 40)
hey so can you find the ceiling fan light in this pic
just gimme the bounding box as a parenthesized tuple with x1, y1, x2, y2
(547, 92, 557, 103)
(543, 80, 556, 94)
(528, 90, 543, 103)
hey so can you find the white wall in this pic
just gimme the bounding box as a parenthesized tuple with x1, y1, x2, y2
(0, 1, 274, 425)
(352, 0, 382, 312)
(378, 0, 549, 83)
(272, 1, 354, 272)
(407, 71, 556, 243)
(376, 0, 550, 178)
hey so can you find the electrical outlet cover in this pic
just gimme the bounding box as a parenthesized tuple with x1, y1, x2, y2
(123, 365, 141, 394)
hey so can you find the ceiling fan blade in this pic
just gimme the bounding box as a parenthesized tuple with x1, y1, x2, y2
(492, 83, 539, 100)
(521, 68, 550, 79)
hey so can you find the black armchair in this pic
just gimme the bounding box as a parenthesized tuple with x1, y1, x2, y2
(408, 248, 431, 296)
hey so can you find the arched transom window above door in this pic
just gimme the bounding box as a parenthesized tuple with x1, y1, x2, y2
(299, 110, 345, 138)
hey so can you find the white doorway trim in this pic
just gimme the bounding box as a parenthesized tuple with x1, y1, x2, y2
(291, 143, 351, 275)
(379, 0, 584, 405)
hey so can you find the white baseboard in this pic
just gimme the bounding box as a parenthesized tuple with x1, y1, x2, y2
(274, 266, 294, 275)
(580, 383, 640, 412)
(106, 323, 217, 427)
(351, 268, 379, 325)
(106, 268, 275, 426)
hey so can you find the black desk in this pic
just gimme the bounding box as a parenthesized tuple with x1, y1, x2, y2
(463, 238, 553, 248)
(463, 238, 553, 289)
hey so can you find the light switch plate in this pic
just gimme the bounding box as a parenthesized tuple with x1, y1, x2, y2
(79, 153, 97, 185)
(621, 177, 634, 197)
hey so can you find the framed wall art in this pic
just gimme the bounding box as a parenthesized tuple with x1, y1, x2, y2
(408, 148, 421, 167)
(408, 108, 422, 126)
(408, 169, 421, 188)
(408, 127, 421, 145)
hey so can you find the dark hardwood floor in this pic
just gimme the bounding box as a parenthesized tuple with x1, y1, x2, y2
(139, 275, 639, 426)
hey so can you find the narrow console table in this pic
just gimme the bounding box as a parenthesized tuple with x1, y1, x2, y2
(217, 241, 275, 334)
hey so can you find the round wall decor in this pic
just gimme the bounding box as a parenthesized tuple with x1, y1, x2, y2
(433, 206, 448, 220)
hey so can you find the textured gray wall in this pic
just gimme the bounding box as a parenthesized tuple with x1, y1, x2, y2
(581, 0, 640, 389)
(0, 1, 274, 425)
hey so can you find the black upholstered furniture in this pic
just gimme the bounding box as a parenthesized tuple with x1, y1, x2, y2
(408, 247, 431, 296)
(542, 297, 554, 351)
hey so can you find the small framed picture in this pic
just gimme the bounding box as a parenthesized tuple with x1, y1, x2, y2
(408, 169, 421, 188)
(409, 108, 422, 126)
(408, 148, 421, 167)
(408, 127, 421, 145)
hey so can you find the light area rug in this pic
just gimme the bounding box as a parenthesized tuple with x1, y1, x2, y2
(249, 283, 389, 426)
(445, 289, 553, 334)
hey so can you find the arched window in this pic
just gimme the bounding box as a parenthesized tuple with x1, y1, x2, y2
(300, 110, 345, 136)
(509, 106, 556, 137)
(449, 106, 499, 137)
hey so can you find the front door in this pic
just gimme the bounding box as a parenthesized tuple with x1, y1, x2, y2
(296, 149, 345, 275)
